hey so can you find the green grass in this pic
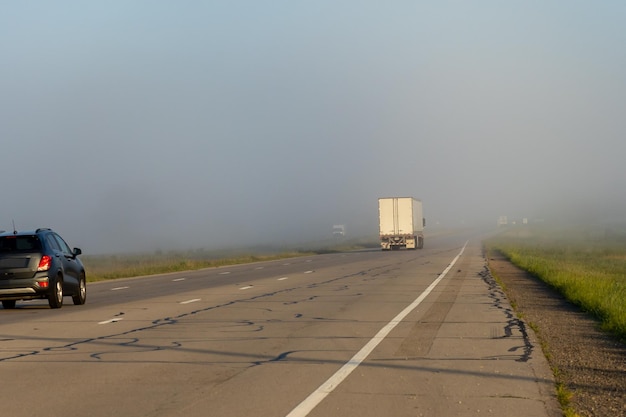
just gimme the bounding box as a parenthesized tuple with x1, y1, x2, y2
(485, 226, 626, 342)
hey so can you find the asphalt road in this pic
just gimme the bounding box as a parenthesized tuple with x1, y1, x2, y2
(0, 230, 559, 417)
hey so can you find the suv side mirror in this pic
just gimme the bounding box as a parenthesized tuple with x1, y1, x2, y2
(73, 248, 82, 257)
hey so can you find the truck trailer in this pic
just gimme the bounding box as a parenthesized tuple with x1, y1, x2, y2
(378, 197, 425, 250)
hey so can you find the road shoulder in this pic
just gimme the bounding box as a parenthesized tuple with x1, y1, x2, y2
(488, 250, 626, 417)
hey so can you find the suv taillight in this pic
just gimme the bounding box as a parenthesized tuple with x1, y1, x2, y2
(37, 255, 52, 271)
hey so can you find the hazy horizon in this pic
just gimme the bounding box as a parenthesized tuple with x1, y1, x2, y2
(3, 2, 625, 254)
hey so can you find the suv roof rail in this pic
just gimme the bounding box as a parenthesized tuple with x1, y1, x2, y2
(35, 228, 52, 233)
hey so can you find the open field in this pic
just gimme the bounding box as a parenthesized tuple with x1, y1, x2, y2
(485, 225, 626, 342)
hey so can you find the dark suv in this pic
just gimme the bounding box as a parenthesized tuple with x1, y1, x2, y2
(0, 228, 86, 309)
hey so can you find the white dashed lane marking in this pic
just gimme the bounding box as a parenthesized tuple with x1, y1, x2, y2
(180, 299, 201, 304)
(98, 318, 123, 325)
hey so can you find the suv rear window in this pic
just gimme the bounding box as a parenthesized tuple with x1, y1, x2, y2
(0, 236, 43, 252)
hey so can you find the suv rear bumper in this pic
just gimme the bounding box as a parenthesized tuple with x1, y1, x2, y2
(0, 276, 51, 300)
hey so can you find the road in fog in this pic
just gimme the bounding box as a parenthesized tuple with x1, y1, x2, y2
(0, 231, 558, 417)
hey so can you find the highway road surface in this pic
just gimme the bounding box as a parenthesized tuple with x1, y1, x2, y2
(0, 230, 560, 416)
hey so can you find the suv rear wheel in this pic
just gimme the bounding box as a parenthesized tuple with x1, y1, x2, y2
(2, 300, 16, 309)
(48, 276, 64, 309)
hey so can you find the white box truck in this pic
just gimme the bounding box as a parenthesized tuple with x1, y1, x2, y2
(378, 197, 425, 250)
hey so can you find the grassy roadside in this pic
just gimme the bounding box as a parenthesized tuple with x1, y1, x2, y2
(484, 225, 626, 343)
(81, 251, 312, 281)
(484, 225, 625, 416)
(81, 239, 379, 282)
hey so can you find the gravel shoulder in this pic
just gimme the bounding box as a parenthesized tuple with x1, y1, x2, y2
(487, 250, 626, 417)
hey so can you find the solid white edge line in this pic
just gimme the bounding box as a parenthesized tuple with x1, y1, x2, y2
(284, 241, 469, 417)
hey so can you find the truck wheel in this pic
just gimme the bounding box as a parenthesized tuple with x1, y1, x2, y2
(417, 237, 424, 249)
(2, 300, 16, 309)
(72, 273, 87, 305)
(48, 276, 64, 309)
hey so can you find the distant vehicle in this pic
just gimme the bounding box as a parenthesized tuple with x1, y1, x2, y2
(332, 224, 346, 237)
(0, 228, 86, 309)
(497, 216, 508, 227)
(379, 197, 425, 250)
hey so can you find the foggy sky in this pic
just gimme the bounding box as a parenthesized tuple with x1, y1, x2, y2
(2, 2, 625, 253)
